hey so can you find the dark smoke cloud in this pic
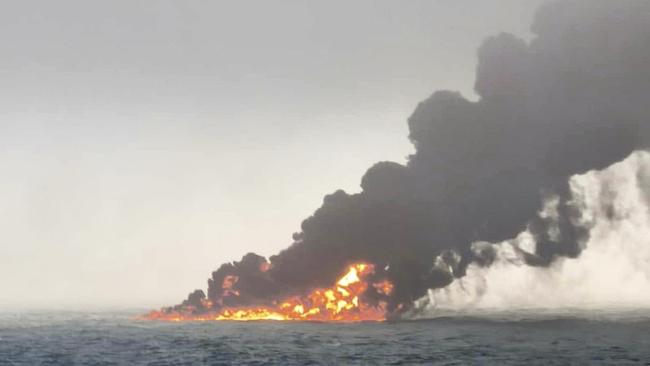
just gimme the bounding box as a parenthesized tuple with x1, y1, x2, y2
(173, 0, 650, 315)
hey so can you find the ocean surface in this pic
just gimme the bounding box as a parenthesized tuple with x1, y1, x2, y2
(1, 309, 650, 365)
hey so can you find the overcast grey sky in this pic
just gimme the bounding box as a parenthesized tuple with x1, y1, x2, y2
(0, 0, 545, 308)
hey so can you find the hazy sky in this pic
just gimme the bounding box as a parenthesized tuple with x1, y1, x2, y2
(0, 0, 545, 309)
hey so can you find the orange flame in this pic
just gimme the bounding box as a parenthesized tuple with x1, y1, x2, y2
(142, 262, 391, 322)
(373, 280, 394, 296)
(259, 261, 271, 273)
(222, 275, 240, 297)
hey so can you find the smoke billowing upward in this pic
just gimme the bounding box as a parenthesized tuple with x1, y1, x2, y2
(414, 151, 650, 314)
(162, 0, 650, 318)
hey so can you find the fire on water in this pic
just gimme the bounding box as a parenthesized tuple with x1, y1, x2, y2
(142, 262, 394, 322)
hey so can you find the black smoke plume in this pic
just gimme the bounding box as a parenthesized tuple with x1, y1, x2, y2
(169, 0, 650, 316)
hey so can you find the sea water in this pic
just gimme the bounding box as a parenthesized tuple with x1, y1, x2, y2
(1, 309, 650, 365)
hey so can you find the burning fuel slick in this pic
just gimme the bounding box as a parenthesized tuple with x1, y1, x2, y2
(145, 262, 393, 322)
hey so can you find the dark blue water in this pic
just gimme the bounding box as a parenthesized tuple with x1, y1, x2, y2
(1, 310, 650, 365)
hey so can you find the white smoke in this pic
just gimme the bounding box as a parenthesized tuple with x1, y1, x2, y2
(413, 150, 650, 316)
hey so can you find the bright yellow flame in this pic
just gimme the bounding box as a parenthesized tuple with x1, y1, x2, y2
(142, 262, 392, 323)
